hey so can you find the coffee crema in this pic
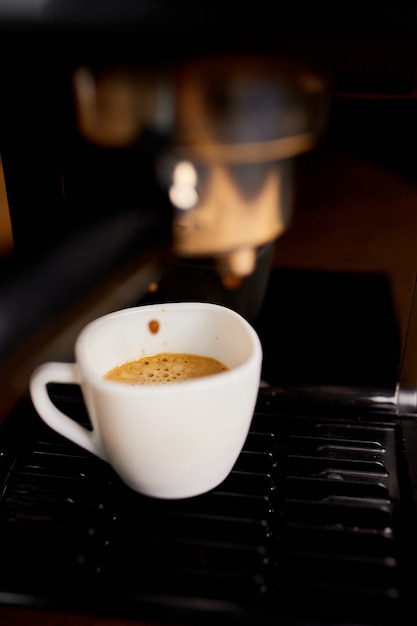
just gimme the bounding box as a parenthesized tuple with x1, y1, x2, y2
(104, 352, 229, 385)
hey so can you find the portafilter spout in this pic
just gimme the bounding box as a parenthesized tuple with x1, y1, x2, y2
(163, 57, 328, 284)
(73, 57, 328, 285)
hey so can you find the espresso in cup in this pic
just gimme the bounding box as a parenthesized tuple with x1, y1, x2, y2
(104, 352, 229, 385)
(29, 302, 262, 499)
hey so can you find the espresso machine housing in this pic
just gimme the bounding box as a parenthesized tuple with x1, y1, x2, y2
(2, 3, 417, 626)
(0, 0, 332, 370)
(0, 1, 415, 364)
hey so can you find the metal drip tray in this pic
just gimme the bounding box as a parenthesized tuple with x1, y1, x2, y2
(0, 384, 416, 626)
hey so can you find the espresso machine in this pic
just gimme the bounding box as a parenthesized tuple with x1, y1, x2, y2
(0, 1, 330, 376)
(1, 2, 417, 626)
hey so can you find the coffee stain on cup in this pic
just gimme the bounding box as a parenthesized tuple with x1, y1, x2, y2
(148, 319, 160, 334)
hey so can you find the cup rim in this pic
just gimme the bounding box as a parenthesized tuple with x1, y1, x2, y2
(76, 301, 263, 394)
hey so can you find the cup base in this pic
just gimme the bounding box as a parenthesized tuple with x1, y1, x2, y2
(120, 467, 232, 500)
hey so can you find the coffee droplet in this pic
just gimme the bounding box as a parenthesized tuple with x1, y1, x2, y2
(222, 274, 244, 290)
(148, 319, 159, 334)
(148, 282, 159, 293)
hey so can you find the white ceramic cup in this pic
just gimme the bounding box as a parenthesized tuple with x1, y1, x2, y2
(29, 302, 262, 499)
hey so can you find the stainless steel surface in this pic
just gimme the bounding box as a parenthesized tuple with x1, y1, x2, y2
(397, 278, 417, 413)
(72, 57, 327, 280)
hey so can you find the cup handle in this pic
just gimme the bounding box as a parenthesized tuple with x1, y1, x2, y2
(29, 362, 103, 459)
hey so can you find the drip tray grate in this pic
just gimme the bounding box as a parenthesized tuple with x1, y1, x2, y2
(0, 385, 416, 625)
